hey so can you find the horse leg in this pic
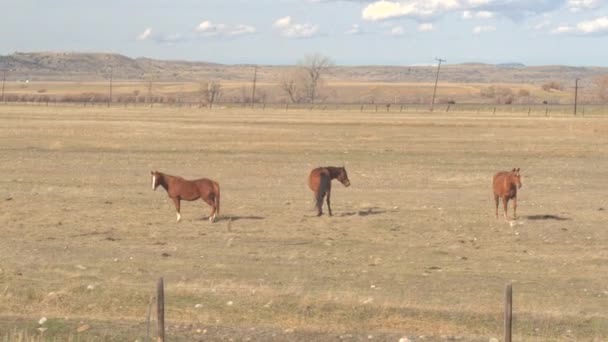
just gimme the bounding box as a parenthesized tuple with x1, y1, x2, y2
(502, 196, 509, 220)
(316, 193, 323, 216)
(512, 197, 517, 220)
(314, 190, 323, 216)
(494, 195, 499, 218)
(172, 197, 181, 222)
(326, 189, 332, 216)
(203, 197, 216, 223)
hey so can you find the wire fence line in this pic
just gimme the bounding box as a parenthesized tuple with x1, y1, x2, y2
(2, 100, 608, 117)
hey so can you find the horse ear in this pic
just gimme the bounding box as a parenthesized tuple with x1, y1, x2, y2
(150, 170, 153, 175)
(512, 168, 516, 172)
(516, 168, 520, 172)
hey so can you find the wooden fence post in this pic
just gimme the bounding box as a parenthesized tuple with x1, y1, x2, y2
(146, 295, 154, 342)
(157, 278, 165, 342)
(504, 283, 513, 342)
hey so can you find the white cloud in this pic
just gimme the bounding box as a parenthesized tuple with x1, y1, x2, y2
(346, 24, 362, 34)
(552, 25, 574, 33)
(390, 25, 406, 35)
(473, 25, 496, 34)
(463, 10, 495, 19)
(274, 16, 292, 28)
(137, 28, 152, 41)
(195, 20, 256, 37)
(362, 0, 460, 21)
(576, 16, 608, 33)
(418, 23, 434, 31)
(568, 0, 604, 12)
(553, 16, 608, 34)
(273, 16, 320, 38)
(362, 0, 567, 21)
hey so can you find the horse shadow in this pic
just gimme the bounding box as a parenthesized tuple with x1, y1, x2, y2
(339, 207, 394, 217)
(209, 215, 265, 222)
(525, 214, 571, 221)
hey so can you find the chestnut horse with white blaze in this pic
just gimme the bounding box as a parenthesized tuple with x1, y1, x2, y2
(308, 166, 351, 216)
(151, 171, 220, 222)
(493, 168, 522, 220)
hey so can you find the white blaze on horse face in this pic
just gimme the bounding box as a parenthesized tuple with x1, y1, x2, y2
(176, 212, 181, 222)
(152, 175, 156, 190)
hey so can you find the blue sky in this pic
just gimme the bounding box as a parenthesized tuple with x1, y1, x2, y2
(2, 0, 608, 66)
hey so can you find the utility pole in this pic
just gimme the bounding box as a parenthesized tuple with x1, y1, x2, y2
(1, 69, 6, 103)
(430, 57, 446, 112)
(108, 65, 113, 108)
(251, 65, 258, 108)
(147, 80, 153, 105)
(573, 78, 580, 116)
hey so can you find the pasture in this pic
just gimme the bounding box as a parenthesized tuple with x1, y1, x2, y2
(0, 105, 606, 341)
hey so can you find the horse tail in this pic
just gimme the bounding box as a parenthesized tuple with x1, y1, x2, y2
(315, 173, 330, 210)
(213, 181, 220, 215)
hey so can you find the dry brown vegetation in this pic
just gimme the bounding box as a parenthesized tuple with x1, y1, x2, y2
(0, 104, 606, 341)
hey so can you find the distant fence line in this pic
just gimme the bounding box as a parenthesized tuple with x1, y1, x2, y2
(1, 99, 607, 116)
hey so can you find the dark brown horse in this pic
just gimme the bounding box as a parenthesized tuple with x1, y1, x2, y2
(308, 166, 351, 216)
(151, 171, 220, 222)
(493, 168, 522, 220)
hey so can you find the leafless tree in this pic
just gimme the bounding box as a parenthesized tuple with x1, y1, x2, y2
(201, 81, 222, 108)
(280, 71, 305, 103)
(299, 54, 333, 104)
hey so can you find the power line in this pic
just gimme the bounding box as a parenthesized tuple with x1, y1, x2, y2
(430, 57, 446, 112)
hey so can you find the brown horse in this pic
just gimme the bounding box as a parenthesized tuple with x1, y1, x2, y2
(493, 168, 522, 220)
(151, 171, 220, 223)
(308, 166, 351, 216)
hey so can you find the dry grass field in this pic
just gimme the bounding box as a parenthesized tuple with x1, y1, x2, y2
(1, 80, 579, 105)
(0, 104, 607, 341)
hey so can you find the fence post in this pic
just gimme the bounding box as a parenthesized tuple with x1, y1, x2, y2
(528, 107, 531, 116)
(146, 295, 154, 342)
(157, 278, 165, 342)
(446, 104, 450, 113)
(360, 105, 363, 112)
(285, 103, 289, 111)
(493, 107, 496, 115)
(504, 283, 513, 342)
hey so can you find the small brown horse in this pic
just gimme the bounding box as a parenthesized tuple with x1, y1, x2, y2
(151, 171, 220, 222)
(308, 166, 351, 216)
(493, 168, 522, 220)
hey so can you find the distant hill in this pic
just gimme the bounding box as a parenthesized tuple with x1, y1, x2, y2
(1, 51, 606, 85)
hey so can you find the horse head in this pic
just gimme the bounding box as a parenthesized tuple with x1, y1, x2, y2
(511, 168, 522, 189)
(151, 170, 161, 191)
(337, 167, 351, 187)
